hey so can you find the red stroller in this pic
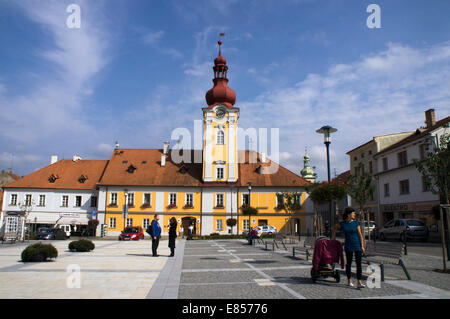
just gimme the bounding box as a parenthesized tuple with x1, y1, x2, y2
(310, 237, 344, 283)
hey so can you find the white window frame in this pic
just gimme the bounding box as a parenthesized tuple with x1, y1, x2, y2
(242, 193, 249, 206)
(169, 193, 177, 206)
(185, 193, 193, 207)
(216, 193, 224, 207)
(276, 194, 284, 206)
(143, 218, 150, 229)
(39, 195, 46, 207)
(216, 130, 225, 145)
(127, 193, 135, 206)
(110, 193, 118, 205)
(243, 219, 250, 230)
(143, 193, 152, 206)
(109, 217, 116, 229)
(90, 196, 98, 208)
(62, 195, 69, 207)
(9, 194, 17, 206)
(216, 219, 223, 231)
(6, 216, 19, 233)
(216, 167, 225, 180)
(75, 195, 82, 207)
(126, 218, 133, 227)
(25, 194, 32, 206)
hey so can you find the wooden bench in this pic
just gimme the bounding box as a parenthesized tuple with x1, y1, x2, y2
(292, 236, 317, 260)
(1, 232, 17, 244)
(363, 241, 411, 281)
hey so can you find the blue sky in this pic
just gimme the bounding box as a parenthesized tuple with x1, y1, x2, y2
(0, 0, 449, 181)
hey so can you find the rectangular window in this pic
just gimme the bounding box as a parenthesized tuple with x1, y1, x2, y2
(216, 193, 224, 208)
(39, 195, 46, 207)
(109, 218, 116, 229)
(242, 194, 249, 206)
(127, 193, 134, 206)
(354, 166, 358, 177)
(382, 157, 388, 171)
(90, 196, 98, 208)
(398, 151, 408, 167)
(369, 161, 373, 174)
(143, 218, 150, 229)
(62, 195, 69, 207)
(126, 218, 133, 227)
(143, 193, 151, 206)
(9, 194, 17, 206)
(75, 196, 82, 207)
(6, 216, 19, 233)
(216, 130, 225, 145)
(360, 164, 365, 174)
(216, 219, 223, 231)
(216, 167, 224, 180)
(243, 219, 250, 230)
(169, 193, 177, 206)
(399, 180, 410, 195)
(276, 194, 284, 207)
(185, 193, 193, 207)
(419, 144, 427, 160)
(384, 183, 390, 197)
(25, 194, 32, 206)
(110, 193, 118, 206)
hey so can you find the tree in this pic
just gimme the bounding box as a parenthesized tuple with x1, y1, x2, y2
(346, 163, 375, 239)
(413, 131, 450, 270)
(308, 182, 348, 236)
(226, 218, 237, 234)
(276, 192, 303, 237)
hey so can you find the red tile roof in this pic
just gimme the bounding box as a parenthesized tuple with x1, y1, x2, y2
(2, 160, 109, 190)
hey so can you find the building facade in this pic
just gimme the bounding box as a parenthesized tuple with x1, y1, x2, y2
(374, 109, 449, 227)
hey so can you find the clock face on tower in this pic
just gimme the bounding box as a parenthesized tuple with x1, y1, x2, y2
(215, 107, 226, 119)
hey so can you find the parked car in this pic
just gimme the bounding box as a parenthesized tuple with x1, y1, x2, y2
(256, 225, 277, 235)
(363, 221, 377, 238)
(118, 226, 144, 241)
(36, 228, 67, 240)
(378, 219, 429, 242)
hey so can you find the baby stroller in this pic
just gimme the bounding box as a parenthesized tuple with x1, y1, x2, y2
(310, 236, 344, 283)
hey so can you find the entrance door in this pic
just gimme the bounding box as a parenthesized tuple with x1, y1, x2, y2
(182, 217, 196, 237)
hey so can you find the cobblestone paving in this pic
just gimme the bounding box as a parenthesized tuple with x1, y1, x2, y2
(178, 239, 450, 299)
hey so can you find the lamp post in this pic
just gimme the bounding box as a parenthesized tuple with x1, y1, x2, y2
(316, 125, 337, 238)
(247, 182, 252, 243)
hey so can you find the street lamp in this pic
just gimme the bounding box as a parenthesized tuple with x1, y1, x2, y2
(247, 182, 252, 242)
(316, 125, 337, 238)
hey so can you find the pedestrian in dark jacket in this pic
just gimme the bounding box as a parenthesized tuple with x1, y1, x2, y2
(168, 217, 177, 257)
(150, 214, 162, 257)
(332, 207, 366, 288)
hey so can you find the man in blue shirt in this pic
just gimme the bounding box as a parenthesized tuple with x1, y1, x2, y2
(150, 214, 162, 257)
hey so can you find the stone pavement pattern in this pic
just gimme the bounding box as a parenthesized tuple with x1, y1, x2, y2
(0, 238, 449, 299)
(0, 239, 171, 298)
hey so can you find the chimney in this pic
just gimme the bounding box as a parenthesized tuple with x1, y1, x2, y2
(7, 168, 12, 174)
(425, 109, 436, 129)
(72, 155, 82, 162)
(51, 155, 58, 164)
(161, 154, 166, 167)
(261, 152, 267, 164)
(163, 141, 170, 155)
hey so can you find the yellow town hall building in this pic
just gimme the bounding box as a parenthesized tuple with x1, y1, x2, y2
(1, 40, 313, 238)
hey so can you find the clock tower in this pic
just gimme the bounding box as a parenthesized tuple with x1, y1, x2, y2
(202, 38, 239, 183)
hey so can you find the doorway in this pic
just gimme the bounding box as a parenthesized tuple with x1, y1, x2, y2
(182, 217, 196, 238)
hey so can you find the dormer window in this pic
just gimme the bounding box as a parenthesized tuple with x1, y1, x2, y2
(78, 175, 88, 183)
(179, 165, 188, 174)
(126, 165, 137, 173)
(48, 174, 59, 183)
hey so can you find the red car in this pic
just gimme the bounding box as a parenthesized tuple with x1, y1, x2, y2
(118, 226, 144, 241)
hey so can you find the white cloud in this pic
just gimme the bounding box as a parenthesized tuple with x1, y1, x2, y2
(142, 30, 165, 44)
(239, 41, 450, 181)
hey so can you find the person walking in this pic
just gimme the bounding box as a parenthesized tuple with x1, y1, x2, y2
(332, 207, 366, 288)
(179, 225, 184, 239)
(168, 217, 177, 257)
(150, 214, 162, 257)
(188, 224, 194, 240)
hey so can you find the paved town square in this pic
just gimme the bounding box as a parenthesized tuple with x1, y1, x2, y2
(0, 238, 449, 299)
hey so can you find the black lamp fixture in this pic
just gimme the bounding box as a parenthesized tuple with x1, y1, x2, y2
(316, 125, 337, 237)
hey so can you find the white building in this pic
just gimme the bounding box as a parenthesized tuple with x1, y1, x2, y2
(1, 156, 108, 239)
(373, 109, 449, 227)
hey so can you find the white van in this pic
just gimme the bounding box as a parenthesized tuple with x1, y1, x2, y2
(58, 225, 72, 238)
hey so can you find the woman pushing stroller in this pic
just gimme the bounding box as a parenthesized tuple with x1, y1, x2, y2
(332, 207, 366, 288)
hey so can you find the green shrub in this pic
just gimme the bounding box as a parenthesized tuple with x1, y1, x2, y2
(21, 243, 58, 262)
(68, 239, 95, 252)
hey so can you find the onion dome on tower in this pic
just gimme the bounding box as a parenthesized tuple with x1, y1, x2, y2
(205, 39, 236, 108)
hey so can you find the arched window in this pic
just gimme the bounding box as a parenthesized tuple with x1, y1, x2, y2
(216, 130, 225, 145)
